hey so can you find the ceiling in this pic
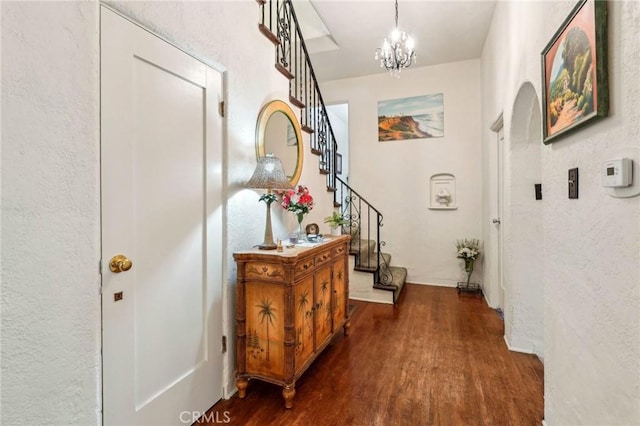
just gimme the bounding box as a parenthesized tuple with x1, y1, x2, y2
(294, 0, 497, 82)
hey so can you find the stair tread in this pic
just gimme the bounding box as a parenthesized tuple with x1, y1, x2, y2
(349, 239, 376, 258)
(356, 252, 391, 270)
(373, 266, 408, 291)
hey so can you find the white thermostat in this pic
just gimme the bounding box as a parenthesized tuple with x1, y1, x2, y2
(602, 158, 632, 187)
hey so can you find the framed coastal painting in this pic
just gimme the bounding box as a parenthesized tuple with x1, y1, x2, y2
(541, 0, 608, 144)
(377, 93, 444, 142)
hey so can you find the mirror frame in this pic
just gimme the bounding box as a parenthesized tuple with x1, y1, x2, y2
(255, 100, 304, 186)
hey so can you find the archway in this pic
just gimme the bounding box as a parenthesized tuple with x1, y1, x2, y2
(504, 82, 544, 358)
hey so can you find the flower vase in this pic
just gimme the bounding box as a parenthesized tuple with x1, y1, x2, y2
(296, 213, 305, 239)
(464, 258, 475, 286)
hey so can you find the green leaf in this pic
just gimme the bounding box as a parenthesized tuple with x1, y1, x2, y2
(258, 193, 277, 205)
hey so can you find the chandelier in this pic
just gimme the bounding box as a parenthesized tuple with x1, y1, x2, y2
(374, 0, 416, 77)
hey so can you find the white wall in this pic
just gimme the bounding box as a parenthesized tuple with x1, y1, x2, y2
(326, 103, 350, 183)
(320, 61, 483, 286)
(481, 1, 640, 424)
(2, 3, 102, 424)
(1, 1, 332, 424)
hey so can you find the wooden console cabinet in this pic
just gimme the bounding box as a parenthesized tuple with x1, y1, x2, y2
(233, 235, 350, 408)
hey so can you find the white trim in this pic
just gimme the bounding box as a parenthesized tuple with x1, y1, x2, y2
(503, 335, 534, 354)
(490, 112, 504, 132)
(348, 296, 393, 305)
(224, 383, 238, 400)
(483, 290, 496, 309)
(408, 280, 458, 288)
(100, 3, 226, 74)
(542, 420, 548, 426)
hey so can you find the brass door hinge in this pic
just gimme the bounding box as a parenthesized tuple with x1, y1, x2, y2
(219, 101, 225, 117)
(222, 335, 227, 353)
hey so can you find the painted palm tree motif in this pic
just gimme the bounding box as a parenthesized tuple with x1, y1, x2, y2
(247, 328, 263, 359)
(334, 269, 343, 313)
(297, 290, 311, 349)
(320, 279, 329, 299)
(320, 278, 330, 325)
(325, 300, 332, 325)
(256, 299, 276, 362)
(295, 328, 303, 355)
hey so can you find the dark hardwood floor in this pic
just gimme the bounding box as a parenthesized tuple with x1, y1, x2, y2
(201, 284, 544, 425)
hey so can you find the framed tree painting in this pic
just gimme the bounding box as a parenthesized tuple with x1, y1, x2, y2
(541, 0, 608, 144)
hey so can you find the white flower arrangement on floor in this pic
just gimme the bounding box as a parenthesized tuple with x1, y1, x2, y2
(456, 238, 481, 287)
(456, 238, 481, 261)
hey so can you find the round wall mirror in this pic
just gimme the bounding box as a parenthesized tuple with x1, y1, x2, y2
(256, 100, 303, 186)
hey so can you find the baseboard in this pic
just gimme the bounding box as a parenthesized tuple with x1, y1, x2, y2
(223, 382, 238, 400)
(407, 280, 457, 288)
(349, 295, 393, 305)
(503, 335, 534, 354)
(483, 291, 495, 309)
(542, 420, 548, 426)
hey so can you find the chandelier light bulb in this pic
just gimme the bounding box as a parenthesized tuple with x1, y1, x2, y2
(391, 28, 400, 42)
(406, 37, 415, 50)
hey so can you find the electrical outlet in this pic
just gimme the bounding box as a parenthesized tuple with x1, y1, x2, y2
(568, 168, 579, 199)
(535, 183, 542, 200)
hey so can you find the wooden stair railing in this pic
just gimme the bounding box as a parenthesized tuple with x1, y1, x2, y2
(257, 0, 337, 190)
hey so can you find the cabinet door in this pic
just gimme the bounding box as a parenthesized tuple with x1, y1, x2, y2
(245, 281, 285, 379)
(294, 276, 314, 372)
(314, 264, 332, 348)
(332, 255, 347, 330)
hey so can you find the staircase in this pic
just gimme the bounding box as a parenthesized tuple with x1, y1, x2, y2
(257, 0, 407, 303)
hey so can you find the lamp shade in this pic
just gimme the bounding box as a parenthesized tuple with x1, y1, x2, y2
(246, 154, 293, 190)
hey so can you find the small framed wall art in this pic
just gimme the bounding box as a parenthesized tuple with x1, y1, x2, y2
(429, 173, 457, 210)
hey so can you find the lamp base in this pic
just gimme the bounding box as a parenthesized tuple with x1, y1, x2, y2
(258, 243, 277, 250)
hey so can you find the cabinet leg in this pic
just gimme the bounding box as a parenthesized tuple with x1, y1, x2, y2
(282, 385, 295, 409)
(236, 377, 248, 398)
(344, 318, 351, 336)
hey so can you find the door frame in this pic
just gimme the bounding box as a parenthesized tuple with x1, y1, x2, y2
(489, 113, 505, 311)
(99, 4, 229, 420)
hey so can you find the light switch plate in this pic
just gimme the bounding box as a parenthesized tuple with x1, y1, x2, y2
(568, 168, 579, 199)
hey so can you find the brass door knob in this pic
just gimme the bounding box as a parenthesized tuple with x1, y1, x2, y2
(109, 254, 132, 273)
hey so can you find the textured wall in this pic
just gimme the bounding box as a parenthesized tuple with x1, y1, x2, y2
(320, 61, 483, 286)
(481, 1, 640, 424)
(1, 3, 102, 424)
(1, 1, 332, 424)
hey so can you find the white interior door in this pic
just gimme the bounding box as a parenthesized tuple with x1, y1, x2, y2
(101, 7, 223, 425)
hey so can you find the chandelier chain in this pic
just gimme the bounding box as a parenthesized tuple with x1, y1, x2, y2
(395, 0, 398, 28)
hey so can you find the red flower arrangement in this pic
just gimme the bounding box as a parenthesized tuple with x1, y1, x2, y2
(281, 185, 314, 224)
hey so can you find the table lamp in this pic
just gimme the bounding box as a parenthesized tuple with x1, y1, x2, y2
(246, 154, 293, 250)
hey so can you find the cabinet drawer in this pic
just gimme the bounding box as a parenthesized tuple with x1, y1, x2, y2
(245, 262, 285, 281)
(332, 245, 346, 257)
(295, 257, 315, 275)
(314, 250, 332, 267)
